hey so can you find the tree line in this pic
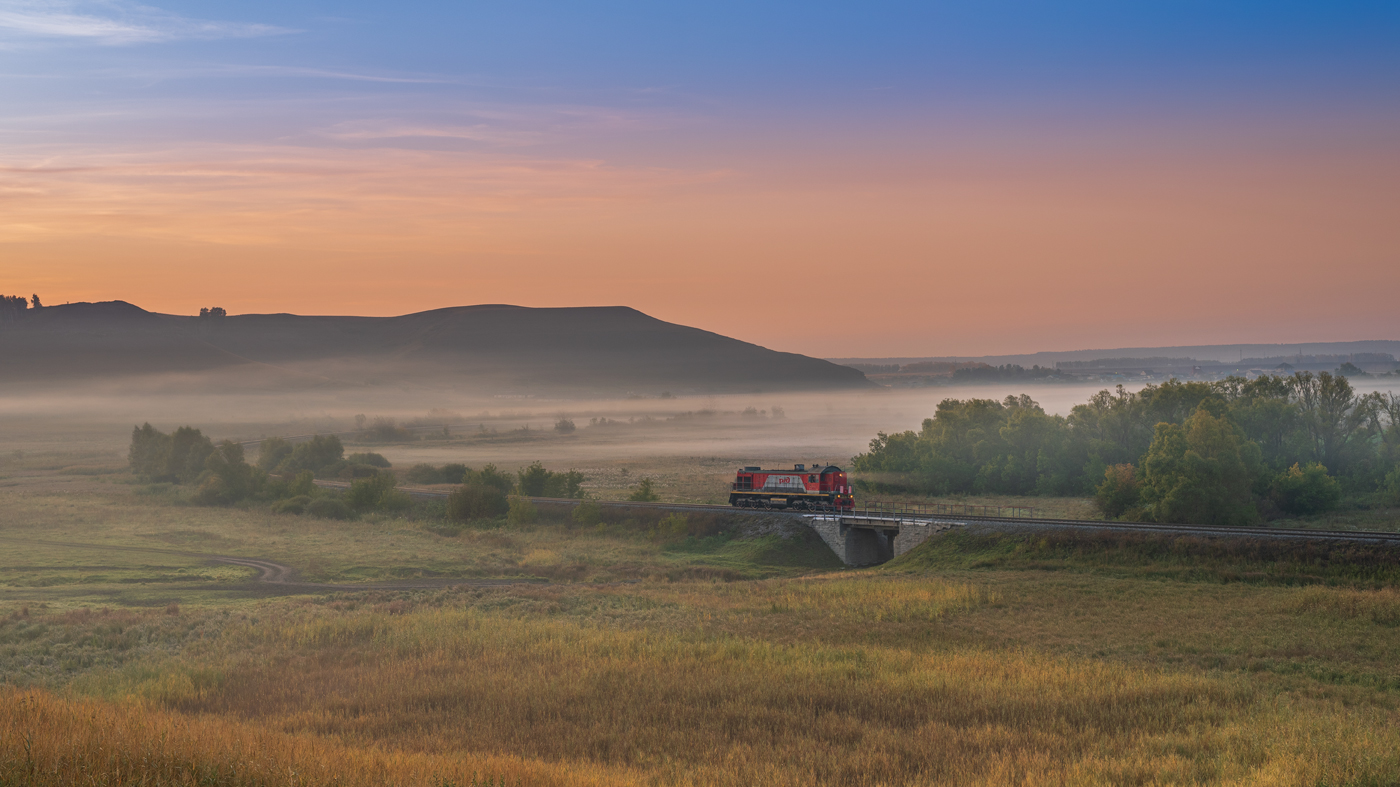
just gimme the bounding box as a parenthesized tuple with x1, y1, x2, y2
(129, 424, 592, 524)
(0, 294, 42, 321)
(852, 373, 1400, 525)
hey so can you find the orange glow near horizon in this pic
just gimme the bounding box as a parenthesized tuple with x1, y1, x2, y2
(5, 131, 1399, 358)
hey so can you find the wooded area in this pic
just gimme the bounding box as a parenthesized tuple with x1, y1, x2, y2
(853, 374, 1400, 524)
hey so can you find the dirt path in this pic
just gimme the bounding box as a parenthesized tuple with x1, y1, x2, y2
(0, 536, 543, 593)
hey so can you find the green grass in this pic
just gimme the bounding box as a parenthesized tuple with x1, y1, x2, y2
(888, 526, 1400, 587)
(0, 469, 839, 609)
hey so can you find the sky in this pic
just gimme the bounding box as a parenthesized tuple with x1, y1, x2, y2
(2, 1, 1398, 357)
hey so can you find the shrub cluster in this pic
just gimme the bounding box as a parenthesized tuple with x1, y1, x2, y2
(436, 461, 586, 525)
(128, 425, 403, 520)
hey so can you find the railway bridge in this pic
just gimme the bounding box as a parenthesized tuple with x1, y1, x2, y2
(805, 513, 957, 566)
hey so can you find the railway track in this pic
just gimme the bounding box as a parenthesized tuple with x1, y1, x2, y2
(313, 481, 1400, 545)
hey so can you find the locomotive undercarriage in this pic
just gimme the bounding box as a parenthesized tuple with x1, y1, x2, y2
(728, 493, 849, 512)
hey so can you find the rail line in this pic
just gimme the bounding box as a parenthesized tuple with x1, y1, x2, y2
(313, 481, 1400, 545)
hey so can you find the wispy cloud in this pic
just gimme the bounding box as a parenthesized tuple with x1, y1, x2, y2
(226, 65, 454, 85)
(0, 1, 290, 45)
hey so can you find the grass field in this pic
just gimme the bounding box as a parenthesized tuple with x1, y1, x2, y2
(4, 450, 1400, 785)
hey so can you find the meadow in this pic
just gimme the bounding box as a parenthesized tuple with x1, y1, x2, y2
(3, 417, 1400, 785)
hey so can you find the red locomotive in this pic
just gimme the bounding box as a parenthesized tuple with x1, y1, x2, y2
(729, 464, 854, 510)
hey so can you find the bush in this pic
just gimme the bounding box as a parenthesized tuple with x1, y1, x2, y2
(271, 495, 312, 515)
(305, 497, 353, 520)
(649, 513, 689, 542)
(446, 483, 509, 522)
(1094, 464, 1141, 519)
(440, 463, 468, 484)
(628, 478, 660, 502)
(274, 435, 344, 476)
(555, 418, 576, 434)
(468, 464, 516, 493)
(379, 489, 412, 512)
(1270, 462, 1342, 515)
(336, 462, 382, 480)
(406, 462, 470, 485)
(346, 452, 391, 468)
(257, 437, 293, 471)
(285, 470, 315, 497)
(507, 495, 538, 525)
(571, 499, 603, 526)
(363, 417, 410, 442)
(128, 423, 215, 483)
(406, 463, 441, 484)
(516, 461, 585, 498)
(1384, 467, 1400, 507)
(347, 473, 403, 512)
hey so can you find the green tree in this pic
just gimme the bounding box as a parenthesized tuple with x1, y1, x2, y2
(571, 499, 603, 526)
(628, 478, 660, 502)
(516, 461, 552, 496)
(128, 423, 172, 480)
(0, 295, 28, 321)
(507, 495, 538, 525)
(1375, 393, 1400, 491)
(1221, 375, 1298, 469)
(275, 435, 344, 475)
(1290, 371, 1376, 476)
(347, 472, 410, 513)
(1269, 462, 1342, 515)
(1094, 464, 1142, 519)
(196, 440, 263, 505)
(467, 463, 515, 494)
(447, 483, 510, 522)
(257, 437, 293, 471)
(515, 461, 585, 498)
(1139, 405, 1264, 526)
(167, 426, 215, 483)
(1382, 467, 1400, 507)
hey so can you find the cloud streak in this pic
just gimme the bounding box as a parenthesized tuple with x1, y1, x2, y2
(0, 1, 290, 45)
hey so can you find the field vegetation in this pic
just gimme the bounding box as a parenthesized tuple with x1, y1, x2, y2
(5, 419, 1400, 785)
(5, 517, 1400, 785)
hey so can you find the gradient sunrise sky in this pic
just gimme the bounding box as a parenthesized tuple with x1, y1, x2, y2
(2, 1, 1397, 357)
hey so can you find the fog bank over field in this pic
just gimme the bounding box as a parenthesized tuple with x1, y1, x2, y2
(6, 380, 1400, 473)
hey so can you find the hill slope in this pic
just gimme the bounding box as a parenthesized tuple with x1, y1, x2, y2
(0, 302, 872, 394)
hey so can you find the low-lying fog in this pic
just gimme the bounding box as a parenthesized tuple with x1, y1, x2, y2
(6, 378, 1400, 472)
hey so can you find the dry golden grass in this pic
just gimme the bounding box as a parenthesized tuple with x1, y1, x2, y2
(0, 687, 633, 786)
(17, 576, 1387, 787)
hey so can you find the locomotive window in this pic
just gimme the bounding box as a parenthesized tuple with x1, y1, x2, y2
(808, 475, 816, 482)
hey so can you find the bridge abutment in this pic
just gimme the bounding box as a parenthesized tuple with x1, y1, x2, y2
(807, 516, 956, 567)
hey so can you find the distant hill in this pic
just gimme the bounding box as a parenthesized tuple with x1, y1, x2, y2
(833, 340, 1400, 375)
(0, 302, 872, 394)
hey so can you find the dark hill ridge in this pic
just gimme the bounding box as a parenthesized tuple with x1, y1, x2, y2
(0, 301, 872, 393)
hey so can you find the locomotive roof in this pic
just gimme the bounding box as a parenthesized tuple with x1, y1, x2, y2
(739, 465, 843, 473)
